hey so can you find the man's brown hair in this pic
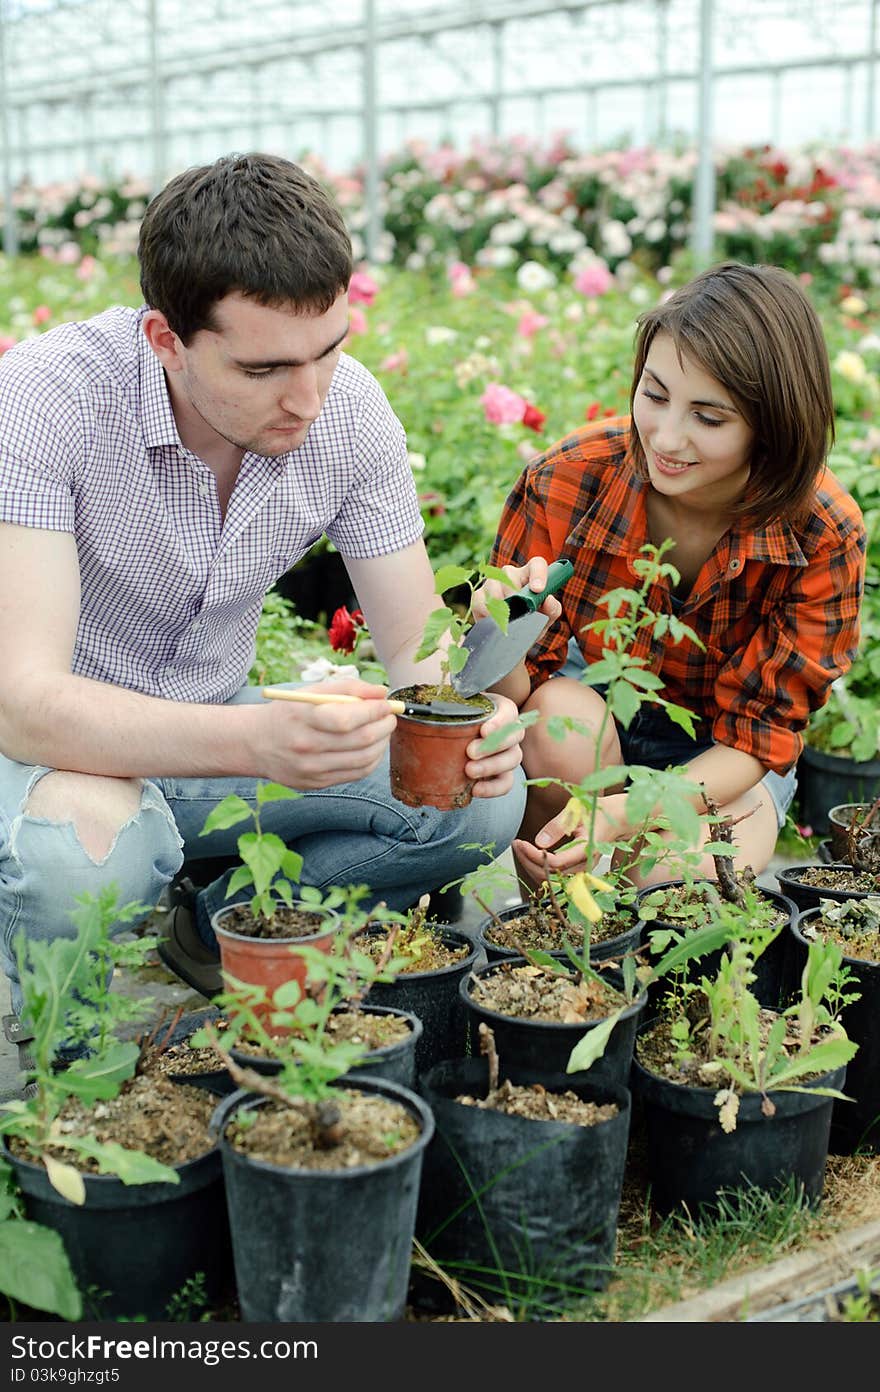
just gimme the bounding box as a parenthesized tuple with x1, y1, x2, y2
(138, 152, 353, 342)
(627, 261, 835, 526)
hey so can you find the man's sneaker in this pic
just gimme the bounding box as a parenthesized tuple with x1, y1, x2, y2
(1, 1013, 37, 1104)
(156, 904, 222, 999)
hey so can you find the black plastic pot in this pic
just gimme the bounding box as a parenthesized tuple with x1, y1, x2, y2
(227, 1004, 423, 1091)
(636, 880, 796, 1009)
(789, 909, 880, 1154)
(363, 926, 480, 1079)
(826, 803, 879, 862)
(415, 1058, 631, 1315)
(630, 1053, 846, 1215)
(212, 1074, 434, 1322)
(796, 744, 880, 836)
(476, 901, 642, 967)
(5, 1132, 232, 1321)
(460, 959, 647, 1088)
(163, 1004, 235, 1096)
(775, 863, 880, 914)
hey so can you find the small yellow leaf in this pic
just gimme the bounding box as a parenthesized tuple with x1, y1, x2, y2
(559, 797, 587, 836)
(568, 874, 602, 923)
(714, 1088, 740, 1134)
(44, 1156, 86, 1206)
(583, 870, 615, 894)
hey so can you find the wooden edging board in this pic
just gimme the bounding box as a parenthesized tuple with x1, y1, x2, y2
(637, 1217, 880, 1322)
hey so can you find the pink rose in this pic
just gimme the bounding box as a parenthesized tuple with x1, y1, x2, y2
(346, 305, 368, 337)
(348, 270, 379, 306)
(379, 348, 409, 374)
(32, 305, 52, 325)
(480, 383, 527, 425)
(516, 311, 549, 338)
(0, 335, 17, 357)
(574, 263, 613, 297)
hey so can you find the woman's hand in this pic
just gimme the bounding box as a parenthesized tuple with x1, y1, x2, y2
(471, 558, 563, 625)
(513, 793, 631, 877)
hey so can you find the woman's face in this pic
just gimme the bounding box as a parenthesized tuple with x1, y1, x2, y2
(633, 332, 755, 511)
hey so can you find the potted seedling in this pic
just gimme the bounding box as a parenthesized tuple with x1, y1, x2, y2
(206, 886, 424, 1090)
(351, 893, 480, 1077)
(637, 798, 799, 1008)
(455, 848, 643, 967)
(826, 797, 880, 864)
(791, 894, 880, 1153)
(198, 781, 340, 1019)
(390, 559, 546, 810)
(0, 888, 230, 1320)
(198, 908, 435, 1323)
(632, 900, 860, 1214)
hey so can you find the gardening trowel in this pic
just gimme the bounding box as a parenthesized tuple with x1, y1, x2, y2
(261, 686, 487, 719)
(451, 558, 574, 698)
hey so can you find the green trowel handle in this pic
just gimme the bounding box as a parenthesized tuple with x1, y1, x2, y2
(511, 559, 574, 614)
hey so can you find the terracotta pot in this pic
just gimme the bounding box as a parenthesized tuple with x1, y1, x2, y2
(211, 902, 338, 1034)
(388, 689, 495, 810)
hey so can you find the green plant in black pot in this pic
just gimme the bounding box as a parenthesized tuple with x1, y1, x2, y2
(631, 899, 861, 1214)
(0, 889, 231, 1320)
(0, 888, 178, 1197)
(198, 890, 435, 1322)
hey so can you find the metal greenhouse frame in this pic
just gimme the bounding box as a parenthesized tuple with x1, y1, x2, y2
(1, 0, 879, 260)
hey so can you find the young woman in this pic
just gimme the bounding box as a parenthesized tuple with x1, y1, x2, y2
(480, 261, 866, 888)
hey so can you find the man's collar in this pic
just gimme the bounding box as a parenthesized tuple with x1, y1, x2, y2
(138, 310, 185, 450)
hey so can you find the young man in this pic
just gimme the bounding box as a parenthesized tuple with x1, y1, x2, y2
(0, 152, 525, 1010)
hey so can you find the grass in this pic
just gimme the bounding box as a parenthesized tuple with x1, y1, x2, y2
(409, 1112, 880, 1322)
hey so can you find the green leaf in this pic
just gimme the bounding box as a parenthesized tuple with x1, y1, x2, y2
(0, 1219, 82, 1320)
(769, 1036, 858, 1086)
(663, 703, 700, 738)
(446, 644, 469, 674)
(67, 1137, 181, 1186)
(484, 595, 510, 634)
(61, 1042, 140, 1105)
(416, 606, 455, 661)
(608, 681, 641, 729)
(238, 833, 286, 895)
(648, 921, 734, 982)
(226, 865, 255, 897)
(273, 979, 304, 1009)
(282, 850, 304, 882)
(256, 782, 301, 806)
(199, 795, 253, 835)
(566, 1008, 625, 1073)
(478, 723, 526, 757)
(433, 564, 473, 595)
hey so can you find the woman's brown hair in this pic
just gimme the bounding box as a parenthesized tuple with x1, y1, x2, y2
(627, 261, 835, 526)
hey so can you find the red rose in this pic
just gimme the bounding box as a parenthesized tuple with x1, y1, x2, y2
(585, 402, 602, 421)
(328, 605, 364, 653)
(522, 402, 546, 433)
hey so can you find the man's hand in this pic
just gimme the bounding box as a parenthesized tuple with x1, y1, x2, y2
(465, 693, 525, 799)
(258, 678, 398, 789)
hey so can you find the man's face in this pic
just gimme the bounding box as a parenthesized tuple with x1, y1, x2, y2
(169, 291, 349, 458)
